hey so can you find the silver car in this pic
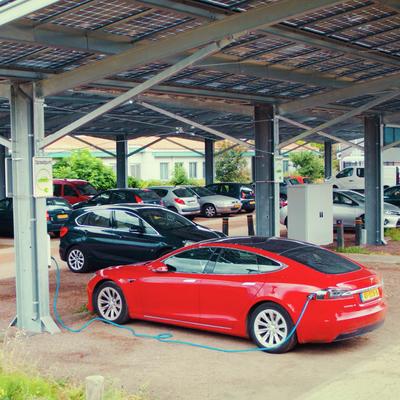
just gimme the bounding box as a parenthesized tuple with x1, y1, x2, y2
(280, 189, 400, 228)
(149, 186, 200, 218)
(184, 186, 242, 218)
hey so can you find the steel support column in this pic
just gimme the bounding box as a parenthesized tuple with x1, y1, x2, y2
(324, 141, 332, 179)
(204, 139, 214, 186)
(364, 114, 384, 245)
(254, 104, 277, 237)
(10, 83, 59, 333)
(0, 145, 6, 198)
(116, 135, 128, 188)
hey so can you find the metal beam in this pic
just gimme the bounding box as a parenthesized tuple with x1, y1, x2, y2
(116, 135, 128, 188)
(383, 139, 400, 151)
(127, 137, 164, 157)
(138, 100, 254, 149)
(0, 135, 11, 149)
(165, 138, 204, 156)
(280, 73, 400, 114)
(36, 0, 343, 96)
(40, 40, 230, 148)
(204, 138, 214, 185)
(324, 141, 332, 179)
(279, 90, 400, 148)
(71, 135, 116, 157)
(278, 115, 365, 150)
(0, 0, 60, 27)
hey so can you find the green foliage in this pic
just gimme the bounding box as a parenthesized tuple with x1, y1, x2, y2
(385, 228, 400, 241)
(289, 151, 324, 182)
(335, 246, 372, 254)
(170, 163, 190, 186)
(215, 141, 250, 183)
(53, 150, 116, 190)
(128, 176, 145, 189)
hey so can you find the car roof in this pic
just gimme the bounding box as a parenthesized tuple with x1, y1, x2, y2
(201, 236, 316, 255)
(81, 203, 164, 211)
(53, 178, 89, 184)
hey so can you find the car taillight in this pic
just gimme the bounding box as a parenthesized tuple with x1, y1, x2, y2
(314, 287, 354, 300)
(46, 211, 50, 221)
(60, 226, 69, 238)
(241, 192, 246, 199)
(174, 198, 185, 205)
(134, 195, 143, 204)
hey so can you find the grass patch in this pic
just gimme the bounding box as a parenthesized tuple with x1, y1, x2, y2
(335, 246, 373, 254)
(74, 303, 89, 314)
(385, 228, 400, 241)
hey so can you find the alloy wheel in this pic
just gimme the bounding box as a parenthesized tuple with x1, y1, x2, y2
(97, 286, 123, 321)
(253, 308, 288, 348)
(68, 249, 85, 271)
(204, 205, 216, 218)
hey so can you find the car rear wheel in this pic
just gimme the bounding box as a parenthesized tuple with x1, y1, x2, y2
(67, 246, 91, 273)
(94, 281, 129, 324)
(203, 204, 217, 218)
(249, 302, 297, 354)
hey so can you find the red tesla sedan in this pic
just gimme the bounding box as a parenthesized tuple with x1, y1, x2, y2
(87, 237, 386, 353)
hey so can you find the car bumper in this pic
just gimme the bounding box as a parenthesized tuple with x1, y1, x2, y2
(47, 222, 66, 233)
(241, 201, 255, 211)
(297, 297, 387, 344)
(179, 208, 201, 216)
(215, 205, 242, 214)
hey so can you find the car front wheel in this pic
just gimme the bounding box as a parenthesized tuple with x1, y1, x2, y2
(66, 246, 91, 273)
(94, 281, 129, 324)
(249, 302, 297, 353)
(203, 204, 217, 218)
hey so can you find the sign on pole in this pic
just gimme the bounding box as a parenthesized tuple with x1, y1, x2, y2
(33, 157, 53, 198)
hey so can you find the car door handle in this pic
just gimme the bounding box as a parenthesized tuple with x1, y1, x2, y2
(183, 279, 197, 283)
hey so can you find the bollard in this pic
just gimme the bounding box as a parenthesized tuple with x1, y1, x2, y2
(336, 219, 345, 249)
(247, 214, 255, 236)
(355, 217, 363, 246)
(222, 216, 229, 236)
(86, 376, 104, 400)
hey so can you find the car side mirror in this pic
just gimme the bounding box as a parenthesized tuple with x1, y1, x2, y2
(152, 260, 170, 273)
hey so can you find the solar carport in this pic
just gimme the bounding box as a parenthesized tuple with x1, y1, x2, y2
(0, 0, 399, 333)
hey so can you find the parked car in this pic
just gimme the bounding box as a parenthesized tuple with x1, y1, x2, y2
(205, 183, 255, 212)
(326, 166, 399, 191)
(53, 179, 98, 205)
(72, 188, 163, 209)
(148, 186, 200, 218)
(280, 189, 400, 228)
(183, 186, 242, 217)
(87, 236, 386, 354)
(279, 177, 301, 201)
(0, 196, 71, 236)
(60, 204, 223, 272)
(384, 185, 400, 207)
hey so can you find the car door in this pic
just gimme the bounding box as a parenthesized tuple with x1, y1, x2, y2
(384, 186, 400, 207)
(0, 198, 13, 235)
(199, 248, 268, 330)
(333, 192, 360, 227)
(111, 209, 165, 264)
(136, 247, 215, 323)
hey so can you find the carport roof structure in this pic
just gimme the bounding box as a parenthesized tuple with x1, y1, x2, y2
(1, 0, 400, 146)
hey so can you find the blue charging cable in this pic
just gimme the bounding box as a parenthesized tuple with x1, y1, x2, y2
(52, 257, 314, 353)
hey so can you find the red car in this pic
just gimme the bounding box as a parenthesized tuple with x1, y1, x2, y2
(87, 237, 386, 353)
(53, 179, 97, 205)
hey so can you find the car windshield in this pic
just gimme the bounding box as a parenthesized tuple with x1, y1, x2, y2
(343, 191, 365, 203)
(76, 183, 97, 195)
(137, 208, 194, 230)
(46, 198, 70, 207)
(137, 190, 161, 201)
(190, 187, 214, 197)
(282, 246, 361, 274)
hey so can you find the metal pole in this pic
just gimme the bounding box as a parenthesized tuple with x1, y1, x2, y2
(222, 216, 229, 236)
(364, 114, 384, 245)
(0, 144, 6, 199)
(205, 139, 214, 186)
(355, 217, 363, 246)
(116, 135, 128, 188)
(247, 214, 255, 236)
(254, 104, 276, 236)
(10, 83, 59, 333)
(324, 141, 332, 179)
(335, 220, 345, 249)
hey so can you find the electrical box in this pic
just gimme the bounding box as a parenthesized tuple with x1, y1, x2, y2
(287, 184, 333, 245)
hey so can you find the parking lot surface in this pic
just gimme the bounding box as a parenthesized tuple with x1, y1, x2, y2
(1, 214, 400, 399)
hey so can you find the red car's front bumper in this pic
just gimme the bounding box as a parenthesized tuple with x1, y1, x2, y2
(297, 296, 387, 344)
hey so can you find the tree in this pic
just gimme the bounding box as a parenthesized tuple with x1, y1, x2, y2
(170, 163, 190, 185)
(215, 141, 250, 182)
(289, 151, 324, 182)
(53, 149, 116, 190)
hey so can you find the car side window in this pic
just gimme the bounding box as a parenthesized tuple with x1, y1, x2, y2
(64, 185, 78, 197)
(53, 184, 62, 197)
(152, 189, 168, 198)
(356, 168, 364, 178)
(212, 249, 280, 274)
(386, 187, 400, 198)
(85, 210, 112, 228)
(336, 168, 353, 178)
(164, 248, 215, 274)
(113, 210, 157, 235)
(110, 191, 130, 203)
(93, 192, 111, 204)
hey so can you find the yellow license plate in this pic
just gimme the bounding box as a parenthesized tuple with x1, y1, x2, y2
(249, 201, 255, 204)
(233, 204, 240, 208)
(360, 288, 380, 302)
(57, 214, 69, 219)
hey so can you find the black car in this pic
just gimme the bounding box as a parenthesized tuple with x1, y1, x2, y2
(205, 183, 255, 212)
(72, 188, 163, 209)
(59, 204, 225, 272)
(0, 197, 71, 237)
(384, 185, 400, 208)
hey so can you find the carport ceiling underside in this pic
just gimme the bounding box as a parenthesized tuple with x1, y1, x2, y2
(1, 0, 400, 144)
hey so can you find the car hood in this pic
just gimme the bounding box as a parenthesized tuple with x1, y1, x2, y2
(384, 202, 400, 213)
